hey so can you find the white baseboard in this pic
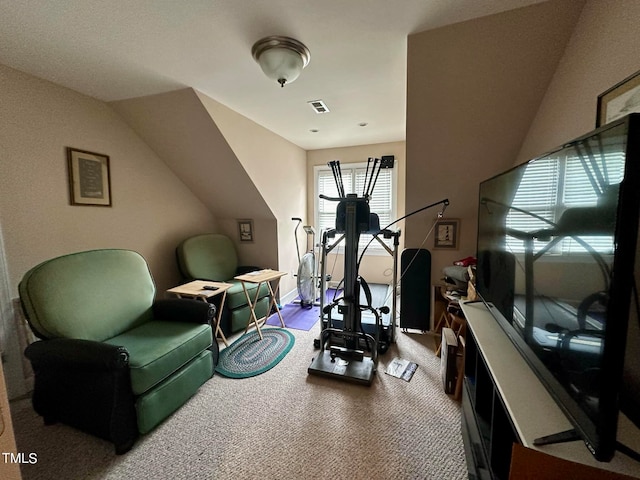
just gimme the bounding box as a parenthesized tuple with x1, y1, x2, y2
(280, 288, 299, 306)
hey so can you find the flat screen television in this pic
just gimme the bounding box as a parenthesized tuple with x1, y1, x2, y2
(476, 113, 640, 462)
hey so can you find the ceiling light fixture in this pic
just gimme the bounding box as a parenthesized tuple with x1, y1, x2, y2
(251, 36, 310, 88)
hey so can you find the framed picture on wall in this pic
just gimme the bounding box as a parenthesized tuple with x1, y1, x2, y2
(433, 219, 459, 250)
(238, 219, 254, 242)
(596, 69, 640, 127)
(67, 147, 112, 206)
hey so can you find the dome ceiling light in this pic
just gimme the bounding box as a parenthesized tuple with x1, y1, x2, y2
(251, 36, 310, 88)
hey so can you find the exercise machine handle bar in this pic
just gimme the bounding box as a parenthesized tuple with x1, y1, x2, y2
(319, 193, 369, 202)
(292, 217, 302, 263)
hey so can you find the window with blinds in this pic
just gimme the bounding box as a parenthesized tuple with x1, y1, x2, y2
(506, 152, 624, 254)
(315, 163, 395, 253)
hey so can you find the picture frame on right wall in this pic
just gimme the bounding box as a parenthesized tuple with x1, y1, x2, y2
(596, 69, 640, 127)
(434, 218, 459, 250)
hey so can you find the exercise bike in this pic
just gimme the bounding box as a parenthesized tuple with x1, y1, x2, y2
(292, 217, 320, 308)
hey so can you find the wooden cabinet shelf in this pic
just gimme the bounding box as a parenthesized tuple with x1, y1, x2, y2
(460, 301, 640, 479)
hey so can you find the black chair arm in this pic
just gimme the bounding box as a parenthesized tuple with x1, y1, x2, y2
(152, 298, 215, 325)
(25, 338, 129, 371)
(25, 338, 138, 453)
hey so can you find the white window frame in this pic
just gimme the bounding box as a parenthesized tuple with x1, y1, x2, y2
(314, 162, 397, 256)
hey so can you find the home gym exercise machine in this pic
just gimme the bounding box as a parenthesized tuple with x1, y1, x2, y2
(308, 157, 398, 385)
(317, 209, 400, 353)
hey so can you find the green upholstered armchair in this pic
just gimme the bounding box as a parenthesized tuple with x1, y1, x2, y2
(19, 249, 216, 454)
(176, 234, 270, 334)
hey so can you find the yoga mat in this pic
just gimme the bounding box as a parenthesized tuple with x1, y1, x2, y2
(265, 289, 342, 331)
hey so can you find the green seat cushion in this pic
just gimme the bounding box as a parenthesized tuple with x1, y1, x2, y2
(105, 320, 212, 395)
(225, 280, 270, 310)
(135, 350, 213, 434)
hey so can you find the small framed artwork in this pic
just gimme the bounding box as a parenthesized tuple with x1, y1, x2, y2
(596, 69, 640, 127)
(238, 219, 254, 242)
(67, 147, 112, 206)
(434, 219, 459, 250)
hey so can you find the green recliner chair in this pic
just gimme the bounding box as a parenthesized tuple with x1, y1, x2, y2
(176, 234, 270, 335)
(19, 249, 216, 453)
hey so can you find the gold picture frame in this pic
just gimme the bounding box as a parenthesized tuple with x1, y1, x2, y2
(67, 147, 112, 206)
(596, 69, 640, 127)
(434, 219, 459, 250)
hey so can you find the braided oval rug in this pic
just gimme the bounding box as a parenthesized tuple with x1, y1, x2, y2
(215, 328, 295, 378)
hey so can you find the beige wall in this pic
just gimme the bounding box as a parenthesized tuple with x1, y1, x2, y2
(0, 66, 217, 295)
(518, 0, 640, 162)
(307, 141, 405, 286)
(405, 0, 584, 285)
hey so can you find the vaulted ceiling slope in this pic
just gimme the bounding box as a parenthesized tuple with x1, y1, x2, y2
(111, 89, 272, 220)
(111, 88, 307, 282)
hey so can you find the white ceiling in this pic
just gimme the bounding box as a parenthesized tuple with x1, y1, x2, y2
(0, 0, 546, 150)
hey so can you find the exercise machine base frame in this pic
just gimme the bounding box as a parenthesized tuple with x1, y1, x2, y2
(308, 350, 376, 385)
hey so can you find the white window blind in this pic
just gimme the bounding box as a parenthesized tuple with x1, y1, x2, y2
(315, 163, 395, 253)
(506, 153, 623, 254)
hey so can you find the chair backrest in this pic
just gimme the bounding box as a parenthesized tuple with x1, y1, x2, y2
(19, 249, 156, 342)
(176, 234, 238, 281)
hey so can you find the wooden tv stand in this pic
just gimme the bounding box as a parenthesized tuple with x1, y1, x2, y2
(460, 301, 640, 479)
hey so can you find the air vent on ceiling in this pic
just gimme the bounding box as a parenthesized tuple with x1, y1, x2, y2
(307, 99, 330, 114)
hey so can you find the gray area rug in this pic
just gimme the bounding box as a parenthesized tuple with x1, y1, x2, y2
(11, 326, 466, 479)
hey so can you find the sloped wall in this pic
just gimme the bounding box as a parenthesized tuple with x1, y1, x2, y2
(195, 91, 307, 296)
(518, 0, 640, 161)
(405, 0, 585, 284)
(112, 88, 307, 296)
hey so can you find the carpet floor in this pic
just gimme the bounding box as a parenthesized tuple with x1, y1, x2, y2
(10, 326, 467, 480)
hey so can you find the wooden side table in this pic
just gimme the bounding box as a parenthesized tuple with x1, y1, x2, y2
(166, 280, 232, 347)
(234, 269, 287, 340)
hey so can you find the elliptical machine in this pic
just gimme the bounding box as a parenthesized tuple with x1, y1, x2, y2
(308, 159, 390, 385)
